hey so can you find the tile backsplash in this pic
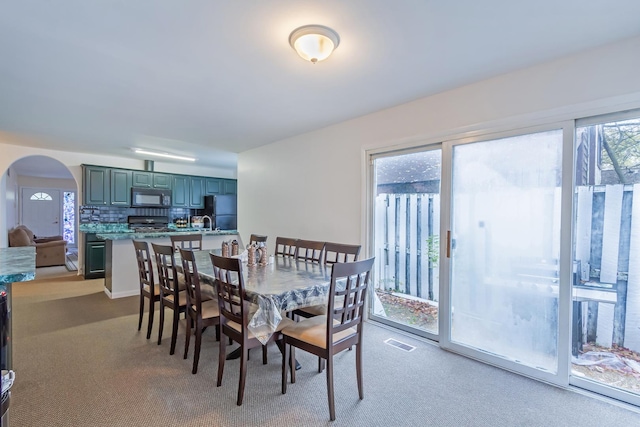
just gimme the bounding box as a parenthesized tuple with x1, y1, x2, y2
(79, 205, 192, 224)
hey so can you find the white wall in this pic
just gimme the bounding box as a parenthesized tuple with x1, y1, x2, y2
(17, 176, 76, 190)
(238, 35, 640, 249)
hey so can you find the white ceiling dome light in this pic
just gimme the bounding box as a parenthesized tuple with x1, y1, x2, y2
(289, 25, 340, 63)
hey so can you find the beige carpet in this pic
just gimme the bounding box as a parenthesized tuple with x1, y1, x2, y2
(8, 277, 640, 426)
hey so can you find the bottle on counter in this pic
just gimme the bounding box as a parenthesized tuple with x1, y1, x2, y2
(231, 240, 239, 256)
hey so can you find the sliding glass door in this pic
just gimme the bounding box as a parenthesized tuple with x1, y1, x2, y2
(571, 112, 640, 406)
(369, 124, 573, 385)
(369, 116, 640, 399)
(370, 148, 441, 339)
(443, 128, 570, 382)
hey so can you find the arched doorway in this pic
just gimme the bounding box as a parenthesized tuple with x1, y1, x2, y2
(3, 155, 78, 273)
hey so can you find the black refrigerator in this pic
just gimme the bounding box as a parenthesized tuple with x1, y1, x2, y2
(204, 195, 237, 230)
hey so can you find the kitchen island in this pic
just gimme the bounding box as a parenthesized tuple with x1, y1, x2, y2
(0, 246, 36, 375)
(96, 230, 243, 298)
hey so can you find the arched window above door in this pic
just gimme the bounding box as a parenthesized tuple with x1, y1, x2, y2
(30, 192, 53, 201)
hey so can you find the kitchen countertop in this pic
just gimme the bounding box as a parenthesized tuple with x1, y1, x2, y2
(96, 229, 239, 240)
(0, 246, 36, 285)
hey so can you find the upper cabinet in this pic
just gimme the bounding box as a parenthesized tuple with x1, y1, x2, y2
(83, 166, 110, 205)
(223, 179, 237, 195)
(83, 164, 235, 208)
(172, 175, 190, 207)
(109, 169, 132, 206)
(133, 171, 172, 190)
(152, 173, 172, 189)
(190, 176, 205, 208)
(132, 171, 152, 188)
(173, 175, 208, 207)
(205, 178, 222, 195)
(205, 177, 236, 195)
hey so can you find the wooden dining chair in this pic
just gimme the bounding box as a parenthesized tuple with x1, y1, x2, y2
(179, 248, 220, 374)
(170, 233, 203, 251)
(274, 236, 297, 257)
(281, 257, 375, 421)
(324, 242, 361, 265)
(210, 253, 294, 406)
(294, 242, 362, 319)
(249, 234, 268, 246)
(152, 243, 188, 355)
(133, 240, 160, 339)
(294, 239, 325, 263)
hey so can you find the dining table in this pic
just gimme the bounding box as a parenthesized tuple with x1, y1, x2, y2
(177, 249, 333, 345)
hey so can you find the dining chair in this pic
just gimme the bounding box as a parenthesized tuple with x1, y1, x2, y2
(179, 248, 220, 374)
(170, 233, 203, 251)
(324, 242, 361, 265)
(210, 253, 294, 406)
(249, 234, 268, 246)
(132, 240, 160, 339)
(274, 236, 297, 257)
(294, 242, 362, 371)
(294, 239, 325, 263)
(294, 242, 362, 319)
(152, 243, 188, 355)
(281, 257, 375, 421)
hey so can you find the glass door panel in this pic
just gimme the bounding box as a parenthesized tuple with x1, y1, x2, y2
(371, 149, 441, 337)
(572, 116, 640, 404)
(449, 130, 563, 373)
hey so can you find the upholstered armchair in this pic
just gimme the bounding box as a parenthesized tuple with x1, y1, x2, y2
(8, 225, 67, 267)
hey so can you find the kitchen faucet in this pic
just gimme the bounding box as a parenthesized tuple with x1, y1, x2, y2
(201, 215, 213, 231)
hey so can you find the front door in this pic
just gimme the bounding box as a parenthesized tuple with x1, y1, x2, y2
(21, 188, 62, 238)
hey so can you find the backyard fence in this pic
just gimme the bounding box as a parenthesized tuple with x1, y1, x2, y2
(374, 193, 440, 302)
(575, 184, 640, 353)
(375, 184, 640, 354)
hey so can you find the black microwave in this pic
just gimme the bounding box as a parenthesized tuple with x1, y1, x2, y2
(131, 188, 172, 207)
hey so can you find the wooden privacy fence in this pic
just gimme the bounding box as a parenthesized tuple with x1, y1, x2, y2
(376, 185, 640, 354)
(574, 184, 640, 353)
(374, 193, 440, 302)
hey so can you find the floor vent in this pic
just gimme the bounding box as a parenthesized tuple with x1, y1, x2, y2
(384, 338, 416, 352)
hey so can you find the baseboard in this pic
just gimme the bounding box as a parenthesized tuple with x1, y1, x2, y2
(104, 288, 138, 299)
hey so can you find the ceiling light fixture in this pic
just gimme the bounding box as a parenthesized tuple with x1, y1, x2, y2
(133, 149, 196, 162)
(289, 24, 340, 63)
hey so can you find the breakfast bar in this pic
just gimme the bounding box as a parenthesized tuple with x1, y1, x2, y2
(0, 246, 36, 423)
(96, 230, 243, 298)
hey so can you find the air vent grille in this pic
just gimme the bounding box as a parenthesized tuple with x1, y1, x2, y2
(384, 338, 416, 352)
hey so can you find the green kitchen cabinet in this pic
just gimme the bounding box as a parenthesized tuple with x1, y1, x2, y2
(132, 171, 152, 188)
(152, 173, 172, 189)
(205, 177, 222, 195)
(110, 169, 132, 205)
(172, 175, 189, 207)
(84, 233, 105, 279)
(83, 166, 110, 205)
(133, 171, 172, 190)
(222, 179, 237, 195)
(189, 176, 205, 208)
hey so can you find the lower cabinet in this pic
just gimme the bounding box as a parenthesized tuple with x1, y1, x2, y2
(84, 233, 106, 279)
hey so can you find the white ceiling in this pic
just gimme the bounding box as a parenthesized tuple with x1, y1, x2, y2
(2, 0, 640, 171)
